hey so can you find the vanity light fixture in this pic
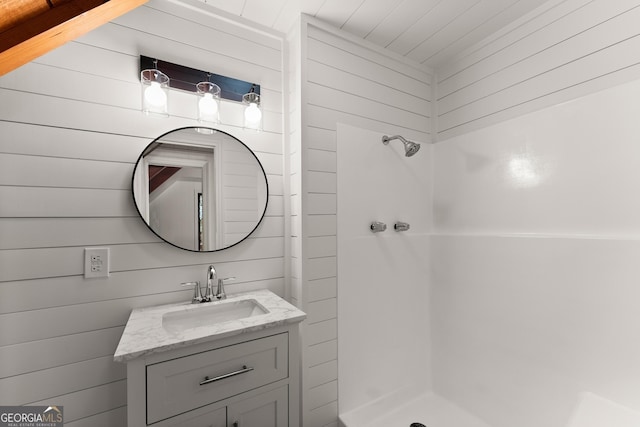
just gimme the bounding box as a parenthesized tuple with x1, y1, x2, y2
(140, 59, 170, 117)
(139, 55, 261, 126)
(242, 84, 262, 132)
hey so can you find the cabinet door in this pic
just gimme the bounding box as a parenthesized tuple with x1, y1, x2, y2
(164, 406, 226, 427)
(227, 386, 288, 427)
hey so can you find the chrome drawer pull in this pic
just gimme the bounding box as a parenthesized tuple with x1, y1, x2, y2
(199, 365, 254, 386)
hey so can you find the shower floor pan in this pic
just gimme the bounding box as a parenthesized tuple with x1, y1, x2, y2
(339, 391, 493, 427)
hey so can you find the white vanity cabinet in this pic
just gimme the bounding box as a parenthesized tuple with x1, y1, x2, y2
(114, 290, 306, 427)
(124, 326, 299, 427)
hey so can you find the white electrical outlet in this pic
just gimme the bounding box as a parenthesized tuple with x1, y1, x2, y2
(84, 247, 110, 278)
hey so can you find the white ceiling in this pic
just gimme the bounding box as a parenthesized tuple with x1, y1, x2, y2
(196, 0, 551, 69)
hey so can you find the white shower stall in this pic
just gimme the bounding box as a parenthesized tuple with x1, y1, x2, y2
(335, 79, 640, 427)
(294, 3, 640, 425)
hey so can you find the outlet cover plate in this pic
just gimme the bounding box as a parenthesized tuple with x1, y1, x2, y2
(84, 247, 110, 278)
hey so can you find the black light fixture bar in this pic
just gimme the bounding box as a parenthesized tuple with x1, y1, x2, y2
(140, 55, 260, 103)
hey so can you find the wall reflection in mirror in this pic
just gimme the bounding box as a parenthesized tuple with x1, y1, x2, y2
(132, 127, 268, 252)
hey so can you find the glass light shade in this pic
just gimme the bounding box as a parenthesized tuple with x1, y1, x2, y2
(242, 92, 262, 131)
(196, 82, 221, 124)
(141, 69, 170, 117)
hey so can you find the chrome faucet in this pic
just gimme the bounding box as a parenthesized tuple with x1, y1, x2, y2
(182, 266, 230, 303)
(205, 265, 217, 302)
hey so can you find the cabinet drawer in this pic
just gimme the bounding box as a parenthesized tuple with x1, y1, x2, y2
(146, 333, 288, 424)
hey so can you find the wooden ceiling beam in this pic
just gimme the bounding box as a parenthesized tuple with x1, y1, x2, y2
(1, 0, 50, 34)
(0, 0, 148, 76)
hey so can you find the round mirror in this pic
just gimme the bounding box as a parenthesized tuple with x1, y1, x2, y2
(132, 127, 268, 252)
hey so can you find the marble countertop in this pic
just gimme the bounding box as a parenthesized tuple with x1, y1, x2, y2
(114, 289, 306, 362)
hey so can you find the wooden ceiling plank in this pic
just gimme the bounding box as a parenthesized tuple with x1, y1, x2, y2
(0, 0, 148, 76)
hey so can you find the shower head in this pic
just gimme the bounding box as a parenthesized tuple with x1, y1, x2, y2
(382, 135, 420, 157)
(404, 140, 420, 157)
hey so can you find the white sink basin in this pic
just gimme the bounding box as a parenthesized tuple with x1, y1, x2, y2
(114, 290, 307, 362)
(162, 299, 268, 333)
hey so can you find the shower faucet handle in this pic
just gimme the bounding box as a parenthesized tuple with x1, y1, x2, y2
(370, 221, 387, 233)
(394, 222, 410, 232)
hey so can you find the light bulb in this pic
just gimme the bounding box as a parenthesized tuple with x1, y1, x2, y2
(145, 82, 167, 108)
(199, 93, 219, 117)
(244, 102, 262, 125)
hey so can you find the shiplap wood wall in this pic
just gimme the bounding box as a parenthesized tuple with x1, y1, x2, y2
(295, 17, 433, 427)
(0, 0, 285, 424)
(287, 15, 303, 334)
(435, 0, 640, 141)
(286, 19, 307, 426)
(221, 140, 268, 247)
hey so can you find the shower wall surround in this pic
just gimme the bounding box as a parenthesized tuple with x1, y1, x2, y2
(431, 1, 640, 425)
(337, 124, 432, 416)
(0, 1, 286, 424)
(433, 78, 640, 427)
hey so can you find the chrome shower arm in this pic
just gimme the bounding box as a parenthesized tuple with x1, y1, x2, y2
(382, 135, 408, 145)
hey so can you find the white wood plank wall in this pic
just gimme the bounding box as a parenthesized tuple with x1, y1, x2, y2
(287, 22, 303, 311)
(0, 1, 285, 425)
(436, 0, 640, 140)
(221, 141, 270, 247)
(298, 18, 433, 427)
(287, 20, 307, 425)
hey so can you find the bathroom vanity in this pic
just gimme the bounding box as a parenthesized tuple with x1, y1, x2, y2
(114, 290, 306, 427)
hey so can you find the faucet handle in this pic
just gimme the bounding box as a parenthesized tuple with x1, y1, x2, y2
(370, 221, 387, 233)
(394, 221, 410, 232)
(215, 277, 235, 300)
(181, 281, 203, 304)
